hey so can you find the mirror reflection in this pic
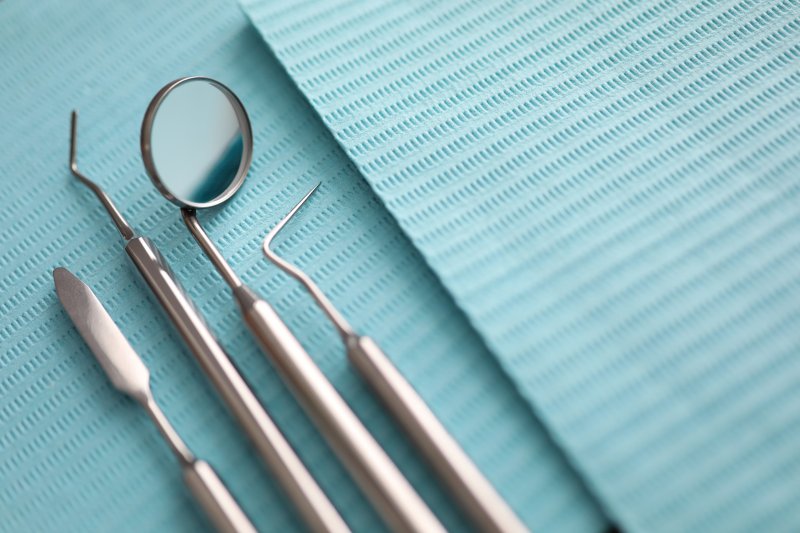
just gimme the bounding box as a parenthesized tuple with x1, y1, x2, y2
(149, 80, 244, 205)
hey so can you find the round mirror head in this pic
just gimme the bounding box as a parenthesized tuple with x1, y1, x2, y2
(141, 77, 253, 209)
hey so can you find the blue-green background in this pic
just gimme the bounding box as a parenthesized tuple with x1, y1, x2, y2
(241, 1, 800, 531)
(0, 1, 604, 531)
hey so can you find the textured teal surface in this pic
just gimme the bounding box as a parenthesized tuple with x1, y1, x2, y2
(0, 1, 605, 532)
(240, 0, 800, 531)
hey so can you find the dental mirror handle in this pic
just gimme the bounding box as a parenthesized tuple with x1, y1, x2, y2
(233, 286, 446, 533)
(346, 336, 528, 533)
(125, 237, 350, 533)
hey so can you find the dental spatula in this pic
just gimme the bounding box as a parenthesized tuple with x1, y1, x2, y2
(53, 267, 256, 533)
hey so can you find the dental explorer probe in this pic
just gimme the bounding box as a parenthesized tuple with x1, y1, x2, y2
(263, 184, 529, 533)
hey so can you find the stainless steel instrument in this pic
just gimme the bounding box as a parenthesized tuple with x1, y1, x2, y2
(69, 112, 348, 533)
(53, 267, 256, 533)
(263, 185, 529, 533)
(140, 76, 445, 533)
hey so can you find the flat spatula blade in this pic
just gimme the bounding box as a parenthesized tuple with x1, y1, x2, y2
(54, 267, 150, 399)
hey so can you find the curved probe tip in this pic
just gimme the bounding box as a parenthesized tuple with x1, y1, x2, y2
(261, 181, 355, 338)
(262, 182, 321, 253)
(67, 109, 135, 240)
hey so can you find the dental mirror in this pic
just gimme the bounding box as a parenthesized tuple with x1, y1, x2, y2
(141, 76, 254, 289)
(141, 76, 253, 209)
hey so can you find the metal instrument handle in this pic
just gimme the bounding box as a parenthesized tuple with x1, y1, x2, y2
(183, 460, 257, 533)
(348, 336, 528, 533)
(234, 286, 445, 533)
(125, 236, 349, 533)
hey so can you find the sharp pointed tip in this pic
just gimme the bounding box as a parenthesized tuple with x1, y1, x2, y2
(303, 182, 321, 203)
